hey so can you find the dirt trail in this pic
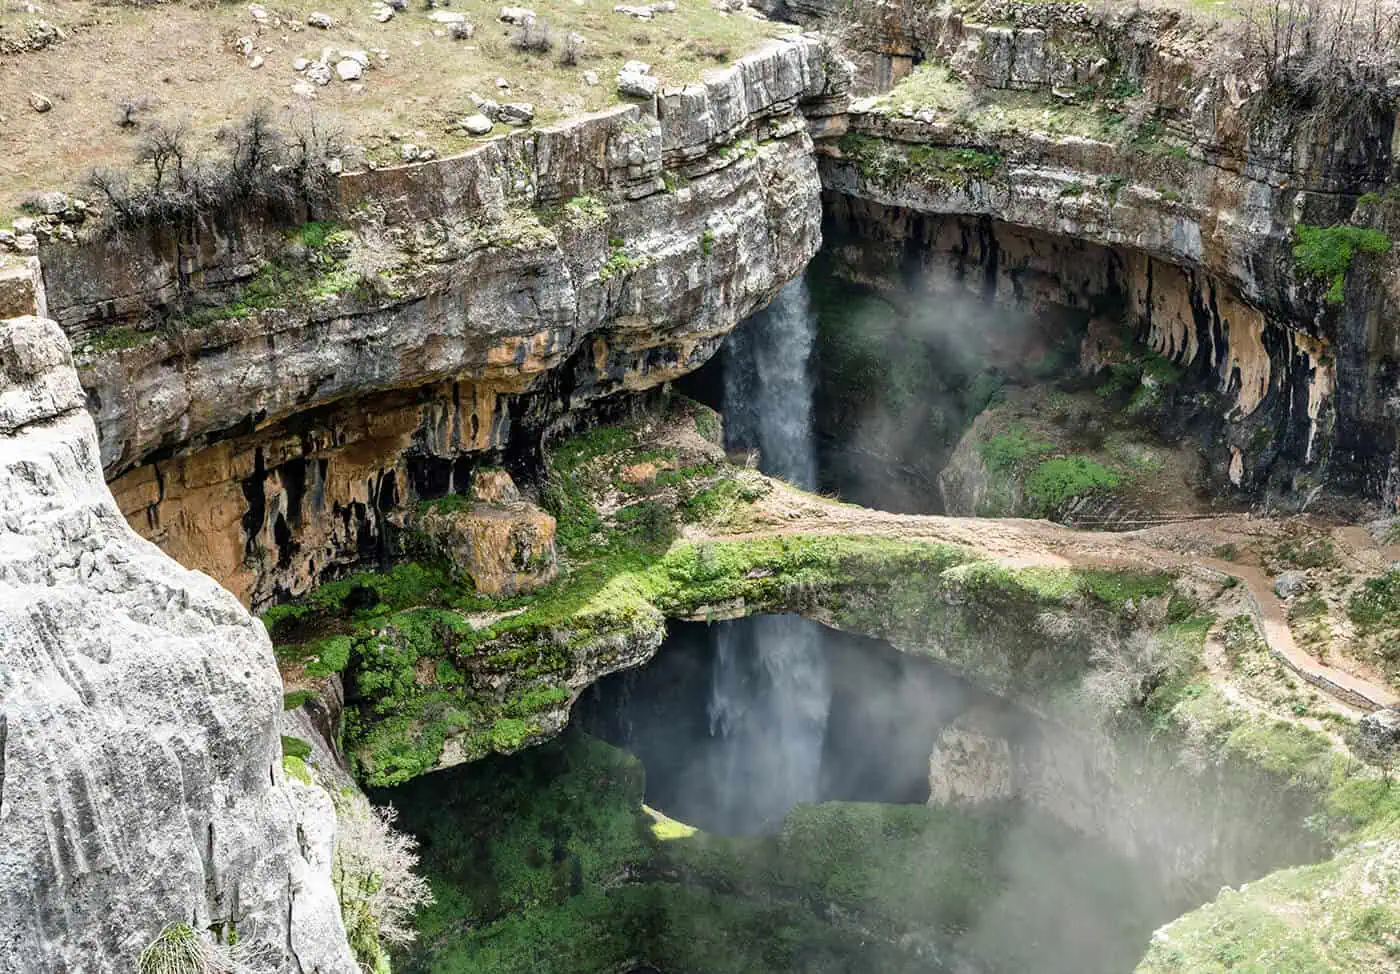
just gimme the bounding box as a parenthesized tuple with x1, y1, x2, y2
(702, 486, 1400, 712)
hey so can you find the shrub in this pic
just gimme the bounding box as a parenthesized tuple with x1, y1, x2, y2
(87, 111, 344, 237)
(557, 29, 582, 66)
(333, 801, 434, 969)
(1292, 223, 1392, 304)
(511, 18, 553, 53)
(977, 426, 1053, 474)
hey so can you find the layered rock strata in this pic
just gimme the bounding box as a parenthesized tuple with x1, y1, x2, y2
(51, 36, 845, 604)
(0, 312, 355, 972)
(810, 0, 1400, 507)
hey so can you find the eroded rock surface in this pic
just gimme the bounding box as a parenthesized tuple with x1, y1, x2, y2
(0, 315, 354, 972)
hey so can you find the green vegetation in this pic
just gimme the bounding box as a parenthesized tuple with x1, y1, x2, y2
(1348, 570, 1400, 632)
(979, 425, 1054, 473)
(1271, 535, 1339, 571)
(281, 735, 312, 761)
(266, 405, 1196, 786)
(1292, 224, 1392, 305)
(283, 689, 315, 710)
(388, 732, 1165, 974)
(176, 222, 381, 331)
(138, 923, 206, 974)
(1023, 456, 1122, 515)
(839, 134, 1002, 188)
(598, 242, 649, 282)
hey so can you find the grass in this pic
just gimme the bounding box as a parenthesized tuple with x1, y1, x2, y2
(0, 0, 790, 211)
(1292, 224, 1392, 304)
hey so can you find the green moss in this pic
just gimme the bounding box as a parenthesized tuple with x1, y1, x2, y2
(838, 134, 1001, 188)
(281, 735, 312, 761)
(282, 753, 314, 785)
(283, 689, 315, 710)
(1292, 224, 1392, 304)
(1023, 456, 1122, 514)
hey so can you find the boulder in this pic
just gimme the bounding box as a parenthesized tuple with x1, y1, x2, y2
(307, 10, 334, 27)
(307, 61, 333, 85)
(373, 5, 394, 21)
(474, 468, 521, 503)
(448, 20, 474, 39)
(414, 492, 557, 597)
(497, 102, 535, 125)
(617, 60, 658, 98)
(28, 92, 51, 113)
(462, 112, 494, 135)
(499, 5, 535, 23)
(614, 3, 655, 17)
(1359, 709, 1400, 760)
(335, 58, 363, 81)
(427, 9, 466, 22)
(1273, 572, 1308, 599)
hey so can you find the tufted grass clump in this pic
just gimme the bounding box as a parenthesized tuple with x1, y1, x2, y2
(1292, 223, 1392, 304)
(137, 922, 273, 974)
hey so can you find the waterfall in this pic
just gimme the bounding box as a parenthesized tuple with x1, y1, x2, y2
(706, 274, 830, 832)
(722, 276, 818, 490)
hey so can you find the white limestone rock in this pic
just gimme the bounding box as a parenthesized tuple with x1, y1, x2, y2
(0, 315, 357, 973)
(617, 60, 658, 98)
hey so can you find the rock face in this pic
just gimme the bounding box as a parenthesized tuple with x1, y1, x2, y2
(412, 473, 557, 596)
(0, 314, 354, 972)
(43, 35, 846, 606)
(810, 2, 1400, 509)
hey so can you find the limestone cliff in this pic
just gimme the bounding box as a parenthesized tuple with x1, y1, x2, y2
(0, 313, 354, 972)
(809, 0, 1400, 508)
(41, 36, 847, 607)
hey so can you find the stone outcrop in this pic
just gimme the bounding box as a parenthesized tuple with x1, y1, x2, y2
(0, 313, 355, 972)
(410, 472, 558, 596)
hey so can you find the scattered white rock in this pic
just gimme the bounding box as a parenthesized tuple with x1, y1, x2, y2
(373, 5, 394, 22)
(342, 49, 370, 65)
(428, 9, 466, 22)
(32, 191, 68, 215)
(0, 229, 15, 249)
(13, 217, 36, 234)
(614, 4, 654, 17)
(249, 3, 268, 21)
(237, 35, 255, 56)
(448, 21, 474, 38)
(292, 80, 317, 99)
(14, 233, 38, 254)
(497, 102, 534, 125)
(249, 54, 265, 69)
(471, 96, 500, 119)
(462, 113, 493, 135)
(654, 0, 676, 9)
(325, 157, 344, 174)
(28, 92, 51, 113)
(335, 58, 363, 81)
(616, 60, 658, 98)
(495, 77, 510, 89)
(582, 70, 599, 86)
(307, 61, 333, 85)
(499, 5, 535, 23)
(307, 11, 333, 28)
(294, 57, 310, 71)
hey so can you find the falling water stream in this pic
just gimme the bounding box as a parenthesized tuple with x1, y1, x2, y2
(705, 276, 831, 832)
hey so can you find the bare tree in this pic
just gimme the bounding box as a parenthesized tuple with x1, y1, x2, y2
(1241, 0, 1400, 110)
(332, 801, 434, 956)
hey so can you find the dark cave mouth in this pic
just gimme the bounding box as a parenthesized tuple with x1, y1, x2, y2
(574, 615, 990, 836)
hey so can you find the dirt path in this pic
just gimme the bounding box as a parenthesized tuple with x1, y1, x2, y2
(700, 486, 1400, 712)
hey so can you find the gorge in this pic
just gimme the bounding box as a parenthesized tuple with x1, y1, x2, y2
(4, 0, 1400, 971)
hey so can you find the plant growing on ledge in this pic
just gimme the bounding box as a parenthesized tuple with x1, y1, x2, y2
(1292, 223, 1392, 304)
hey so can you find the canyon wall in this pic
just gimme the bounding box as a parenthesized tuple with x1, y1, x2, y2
(0, 310, 354, 972)
(43, 36, 847, 606)
(808, 0, 1400, 508)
